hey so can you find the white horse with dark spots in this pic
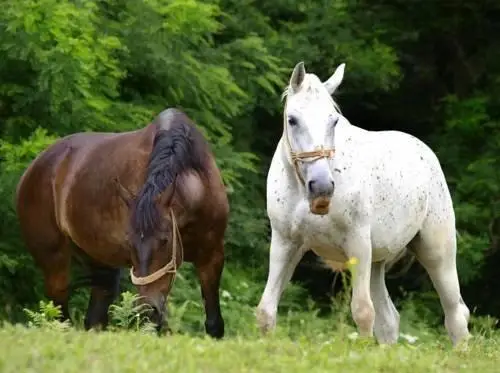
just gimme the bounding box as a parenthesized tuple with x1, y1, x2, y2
(256, 61, 470, 347)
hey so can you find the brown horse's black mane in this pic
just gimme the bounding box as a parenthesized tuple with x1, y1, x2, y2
(130, 109, 209, 247)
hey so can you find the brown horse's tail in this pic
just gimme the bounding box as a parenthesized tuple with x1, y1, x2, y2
(131, 108, 210, 241)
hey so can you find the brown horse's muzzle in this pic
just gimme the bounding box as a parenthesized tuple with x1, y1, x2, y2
(141, 293, 166, 330)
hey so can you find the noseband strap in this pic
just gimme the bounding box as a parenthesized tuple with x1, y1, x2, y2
(283, 101, 336, 185)
(291, 148, 335, 163)
(130, 209, 184, 287)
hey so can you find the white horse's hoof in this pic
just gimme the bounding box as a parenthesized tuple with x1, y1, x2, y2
(255, 308, 275, 334)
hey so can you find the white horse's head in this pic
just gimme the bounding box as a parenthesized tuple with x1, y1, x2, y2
(282, 61, 345, 215)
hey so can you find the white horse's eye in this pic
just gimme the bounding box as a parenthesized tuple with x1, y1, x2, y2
(288, 115, 298, 126)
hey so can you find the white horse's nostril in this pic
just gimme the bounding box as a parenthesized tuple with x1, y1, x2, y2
(308, 180, 316, 193)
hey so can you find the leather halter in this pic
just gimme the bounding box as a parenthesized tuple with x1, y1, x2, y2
(130, 209, 183, 287)
(282, 101, 336, 185)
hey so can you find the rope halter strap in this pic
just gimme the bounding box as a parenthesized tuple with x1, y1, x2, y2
(130, 209, 184, 287)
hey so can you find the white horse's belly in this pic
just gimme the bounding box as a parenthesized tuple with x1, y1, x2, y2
(305, 233, 349, 263)
(293, 183, 428, 264)
(369, 193, 428, 255)
(368, 168, 430, 254)
(299, 220, 412, 264)
(296, 221, 419, 267)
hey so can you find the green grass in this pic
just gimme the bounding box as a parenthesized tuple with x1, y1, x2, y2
(0, 323, 499, 373)
(3, 264, 499, 372)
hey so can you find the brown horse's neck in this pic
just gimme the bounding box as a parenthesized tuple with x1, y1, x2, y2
(129, 109, 211, 271)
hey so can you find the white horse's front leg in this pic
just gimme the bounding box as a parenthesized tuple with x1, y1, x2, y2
(256, 229, 303, 333)
(345, 231, 375, 338)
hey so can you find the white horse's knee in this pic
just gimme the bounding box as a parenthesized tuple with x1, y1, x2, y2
(351, 298, 375, 337)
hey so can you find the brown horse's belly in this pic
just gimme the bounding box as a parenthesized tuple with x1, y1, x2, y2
(64, 210, 132, 267)
(81, 242, 131, 268)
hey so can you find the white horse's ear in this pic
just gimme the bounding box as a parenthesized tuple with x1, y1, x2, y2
(289, 61, 306, 92)
(323, 63, 345, 95)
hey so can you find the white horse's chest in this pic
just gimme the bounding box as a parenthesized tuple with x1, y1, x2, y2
(291, 202, 350, 262)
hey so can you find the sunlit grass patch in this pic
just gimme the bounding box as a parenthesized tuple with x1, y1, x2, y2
(0, 323, 499, 373)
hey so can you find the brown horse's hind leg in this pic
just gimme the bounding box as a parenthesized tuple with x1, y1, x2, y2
(195, 243, 225, 339)
(37, 240, 72, 321)
(84, 264, 121, 331)
(16, 158, 72, 321)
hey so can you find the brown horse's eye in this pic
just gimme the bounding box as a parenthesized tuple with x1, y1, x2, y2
(288, 115, 298, 126)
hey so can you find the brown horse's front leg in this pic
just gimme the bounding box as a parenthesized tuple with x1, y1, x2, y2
(195, 246, 225, 339)
(84, 265, 121, 331)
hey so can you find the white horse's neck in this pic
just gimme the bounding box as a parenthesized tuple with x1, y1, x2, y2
(334, 115, 367, 143)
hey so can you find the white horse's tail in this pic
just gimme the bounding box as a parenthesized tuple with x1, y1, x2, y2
(385, 249, 416, 279)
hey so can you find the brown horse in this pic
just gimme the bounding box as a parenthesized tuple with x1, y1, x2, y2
(15, 108, 229, 338)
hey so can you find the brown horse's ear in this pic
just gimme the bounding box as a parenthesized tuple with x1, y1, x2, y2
(156, 176, 178, 207)
(114, 177, 135, 208)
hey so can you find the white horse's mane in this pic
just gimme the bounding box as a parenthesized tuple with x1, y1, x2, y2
(280, 74, 342, 114)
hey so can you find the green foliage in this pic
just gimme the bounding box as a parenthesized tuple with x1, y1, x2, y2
(0, 128, 58, 172)
(431, 95, 500, 283)
(0, 0, 125, 137)
(108, 292, 157, 334)
(23, 300, 70, 330)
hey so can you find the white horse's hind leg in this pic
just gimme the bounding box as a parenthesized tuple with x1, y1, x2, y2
(410, 226, 470, 346)
(345, 231, 375, 338)
(256, 229, 303, 333)
(370, 261, 400, 344)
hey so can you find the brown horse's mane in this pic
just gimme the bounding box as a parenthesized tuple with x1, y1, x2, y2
(130, 109, 210, 249)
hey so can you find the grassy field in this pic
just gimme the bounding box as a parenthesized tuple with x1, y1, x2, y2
(1, 267, 498, 373)
(0, 323, 499, 373)
(2, 268, 496, 373)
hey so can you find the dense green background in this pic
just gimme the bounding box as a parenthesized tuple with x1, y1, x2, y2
(0, 0, 498, 332)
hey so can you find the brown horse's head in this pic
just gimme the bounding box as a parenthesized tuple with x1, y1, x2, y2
(116, 179, 179, 328)
(118, 108, 210, 330)
(132, 185, 181, 328)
